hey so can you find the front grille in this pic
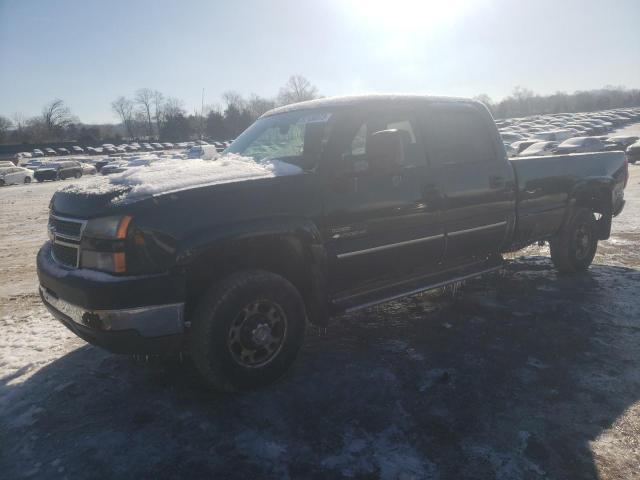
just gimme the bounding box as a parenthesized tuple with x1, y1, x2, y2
(50, 217, 83, 238)
(52, 242, 79, 268)
(49, 214, 86, 268)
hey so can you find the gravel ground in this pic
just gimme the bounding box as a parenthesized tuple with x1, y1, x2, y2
(1, 153, 639, 479)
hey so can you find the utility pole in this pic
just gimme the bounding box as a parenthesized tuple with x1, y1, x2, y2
(201, 88, 205, 140)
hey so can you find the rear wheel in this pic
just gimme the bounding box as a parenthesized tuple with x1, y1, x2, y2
(190, 270, 307, 391)
(550, 208, 598, 273)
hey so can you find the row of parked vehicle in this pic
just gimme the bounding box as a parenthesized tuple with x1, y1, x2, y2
(0, 139, 235, 185)
(13, 140, 232, 161)
(498, 107, 640, 161)
(0, 159, 98, 186)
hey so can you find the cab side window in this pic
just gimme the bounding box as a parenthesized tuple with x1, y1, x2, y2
(342, 111, 425, 173)
(422, 106, 498, 167)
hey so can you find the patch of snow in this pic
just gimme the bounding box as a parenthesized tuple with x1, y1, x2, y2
(59, 154, 302, 203)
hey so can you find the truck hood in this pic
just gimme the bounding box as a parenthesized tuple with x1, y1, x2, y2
(51, 155, 303, 218)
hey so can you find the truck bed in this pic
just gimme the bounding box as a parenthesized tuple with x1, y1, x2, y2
(509, 151, 627, 244)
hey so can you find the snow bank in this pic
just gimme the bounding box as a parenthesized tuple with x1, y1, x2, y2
(59, 154, 302, 203)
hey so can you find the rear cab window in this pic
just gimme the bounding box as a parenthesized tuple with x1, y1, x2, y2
(420, 103, 500, 167)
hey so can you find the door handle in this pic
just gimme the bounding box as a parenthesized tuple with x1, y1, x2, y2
(489, 176, 504, 188)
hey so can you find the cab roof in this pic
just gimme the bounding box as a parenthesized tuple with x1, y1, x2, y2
(261, 94, 476, 118)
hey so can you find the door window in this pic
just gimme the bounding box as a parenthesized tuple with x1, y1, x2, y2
(342, 111, 425, 173)
(423, 106, 498, 167)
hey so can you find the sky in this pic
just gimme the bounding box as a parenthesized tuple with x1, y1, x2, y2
(1, 0, 639, 124)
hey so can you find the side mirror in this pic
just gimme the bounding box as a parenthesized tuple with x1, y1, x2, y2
(367, 129, 408, 175)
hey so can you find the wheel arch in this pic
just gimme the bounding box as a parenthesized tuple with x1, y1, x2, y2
(568, 178, 614, 240)
(178, 218, 329, 326)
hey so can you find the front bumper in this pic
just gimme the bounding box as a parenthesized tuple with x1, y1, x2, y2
(37, 242, 187, 354)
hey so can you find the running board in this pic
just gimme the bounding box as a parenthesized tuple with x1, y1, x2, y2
(332, 258, 505, 314)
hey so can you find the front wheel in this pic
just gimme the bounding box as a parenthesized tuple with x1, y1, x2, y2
(24, 176, 31, 184)
(74, 171, 81, 178)
(550, 208, 598, 273)
(190, 270, 307, 391)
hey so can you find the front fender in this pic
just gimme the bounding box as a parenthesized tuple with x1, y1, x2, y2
(176, 216, 330, 326)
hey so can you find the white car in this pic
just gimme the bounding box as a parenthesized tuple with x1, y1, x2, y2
(504, 143, 517, 157)
(0, 166, 34, 186)
(518, 141, 558, 157)
(187, 144, 219, 160)
(80, 163, 98, 175)
(0, 160, 16, 168)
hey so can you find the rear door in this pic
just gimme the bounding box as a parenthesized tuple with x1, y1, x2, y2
(323, 107, 445, 294)
(419, 103, 516, 263)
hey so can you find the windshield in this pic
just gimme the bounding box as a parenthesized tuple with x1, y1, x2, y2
(225, 109, 333, 168)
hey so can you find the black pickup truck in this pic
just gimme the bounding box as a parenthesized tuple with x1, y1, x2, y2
(37, 95, 628, 391)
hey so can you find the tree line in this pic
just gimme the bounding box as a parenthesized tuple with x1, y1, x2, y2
(1, 81, 639, 145)
(475, 85, 640, 119)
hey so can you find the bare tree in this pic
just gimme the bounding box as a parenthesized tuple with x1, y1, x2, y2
(247, 94, 276, 119)
(277, 75, 319, 105)
(111, 96, 135, 139)
(0, 115, 12, 143)
(12, 112, 25, 131)
(134, 88, 155, 138)
(163, 97, 185, 120)
(221, 91, 246, 111)
(152, 90, 165, 137)
(41, 99, 73, 136)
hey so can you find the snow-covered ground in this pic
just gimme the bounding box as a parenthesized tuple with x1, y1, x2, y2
(1, 144, 639, 478)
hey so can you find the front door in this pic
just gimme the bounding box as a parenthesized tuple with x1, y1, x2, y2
(322, 108, 445, 295)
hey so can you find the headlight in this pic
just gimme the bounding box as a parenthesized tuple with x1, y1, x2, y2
(80, 250, 126, 273)
(81, 215, 132, 273)
(83, 215, 132, 240)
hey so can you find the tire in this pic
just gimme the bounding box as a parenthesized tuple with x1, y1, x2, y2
(550, 208, 598, 273)
(75, 171, 81, 178)
(24, 177, 31, 184)
(190, 270, 307, 391)
(0, 179, 4, 186)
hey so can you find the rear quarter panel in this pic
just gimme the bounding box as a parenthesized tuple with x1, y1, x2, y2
(510, 151, 626, 244)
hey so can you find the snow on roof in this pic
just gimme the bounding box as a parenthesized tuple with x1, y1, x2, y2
(261, 94, 471, 118)
(58, 154, 302, 203)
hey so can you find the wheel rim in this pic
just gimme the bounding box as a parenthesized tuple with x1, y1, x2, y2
(574, 223, 592, 260)
(227, 299, 288, 368)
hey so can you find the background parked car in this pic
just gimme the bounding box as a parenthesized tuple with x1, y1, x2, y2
(34, 161, 83, 182)
(32, 149, 44, 157)
(14, 152, 32, 162)
(79, 163, 97, 175)
(44, 148, 57, 156)
(100, 160, 129, 175)
(603, 135, 639, 151)
(554, 137, 605, 154)
(518, 141, 559, 157)
(57, 148, 70, 156)
(511, 140, 539, 154)
(626, 140, 640, 164)
(72, 146, 84, 154)
(0, 160, 16, 168)
(187, 144, 219, 160)
(0, 166, 34, 186)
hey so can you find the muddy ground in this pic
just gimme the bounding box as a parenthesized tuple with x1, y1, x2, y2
(0, 161, 639, 479)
